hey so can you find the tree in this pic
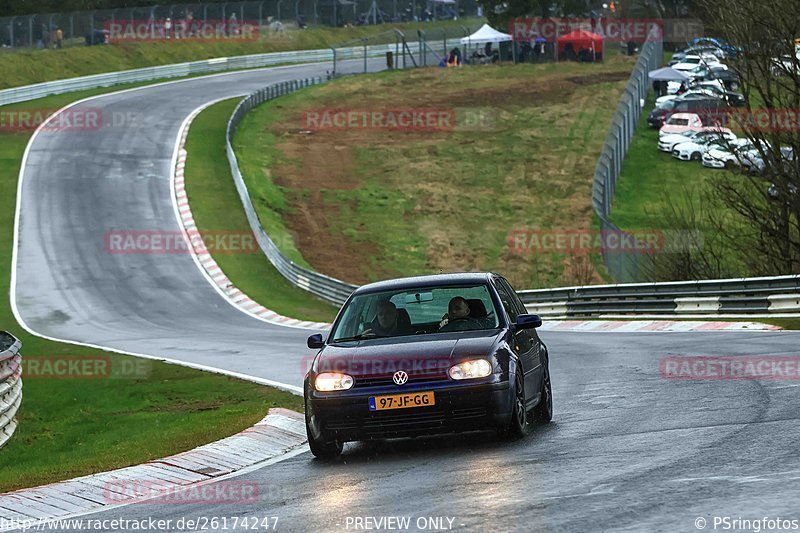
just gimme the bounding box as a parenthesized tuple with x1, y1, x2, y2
(697, 0, 800, 274)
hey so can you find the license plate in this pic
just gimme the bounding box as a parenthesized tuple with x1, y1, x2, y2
(369, 391, 435, 411)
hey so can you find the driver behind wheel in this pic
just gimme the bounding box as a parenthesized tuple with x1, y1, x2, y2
(439, 297, 481, 332)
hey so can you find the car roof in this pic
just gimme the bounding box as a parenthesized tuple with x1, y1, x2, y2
(353, 272, 496, 295)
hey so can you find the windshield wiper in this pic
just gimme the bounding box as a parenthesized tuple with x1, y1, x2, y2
(331, 333, 376, 343)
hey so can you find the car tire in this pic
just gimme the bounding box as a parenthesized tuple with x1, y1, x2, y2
(305, 400, 343, 460)
(691, 152, 701, 161)
(499, 370, 530, 439)
(533, 362, 553, 423)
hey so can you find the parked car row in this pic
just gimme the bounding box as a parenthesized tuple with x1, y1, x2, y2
(650, 39, 797, 204)
(649, 40, 744, 130)
(654, 116, 795, 178)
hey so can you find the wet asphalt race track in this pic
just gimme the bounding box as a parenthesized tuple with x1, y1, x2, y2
(11, 60, 800, 532)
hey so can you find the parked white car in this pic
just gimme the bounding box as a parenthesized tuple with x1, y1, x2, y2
(659, 113, 704, 137)
(658, 128, 736, 152)
(672, 137, 727, 161)
(673, 61, 727, 75)
(771, 52, 800, 76)
(702, 139, 761, 169)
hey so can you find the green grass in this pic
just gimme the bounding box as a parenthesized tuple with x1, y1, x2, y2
(609, 96, 768, 279)
(233, 59, 638, 290)
(611, 94, 714, 230)
(183, 99, 338, 322)
(0, 83, 303, 494)
(0, 18, 483, 90)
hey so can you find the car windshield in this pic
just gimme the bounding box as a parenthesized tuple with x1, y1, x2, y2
(330, 284, 500, 342)
(669, 118, 689, 125)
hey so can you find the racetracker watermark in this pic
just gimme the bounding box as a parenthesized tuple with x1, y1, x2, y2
(508, 18, 704, 43)
(507, 228, 703, 254)
(300, 108, 496, 132)
(105, 19, 259, 43)
(302, 357, 452, 377)
(0, 108, 142, 133)
(661, 356, 800, 381)
(508, 229, 662, 254)
(104, 229, 260, 255)
(1, 356, 152, 380)
(103, 480, 260, 505)
(705, 108, 800, 133)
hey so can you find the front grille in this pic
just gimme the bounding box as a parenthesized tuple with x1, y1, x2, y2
(352, 368, 449, 388)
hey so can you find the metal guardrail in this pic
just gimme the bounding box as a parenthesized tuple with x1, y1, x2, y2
(226, 78, 359, 306)
(0, 332, 22, 450)
(227, 75, 800, 318)
(592, 32, 663, 283)
(519, 275, 800, 317)
(0, 40, 427, 108)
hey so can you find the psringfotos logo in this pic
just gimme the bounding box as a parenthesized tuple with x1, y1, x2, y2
(102, 480, 260, 505)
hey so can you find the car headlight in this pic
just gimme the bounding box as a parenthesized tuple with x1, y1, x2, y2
(449, 359, 493, 380)
(315, 373, 354, 391)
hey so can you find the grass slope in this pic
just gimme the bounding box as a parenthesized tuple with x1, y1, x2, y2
(233, 59, 637, 290)
(182, 99, 338, 322)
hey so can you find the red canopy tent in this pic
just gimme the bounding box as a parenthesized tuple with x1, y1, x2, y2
(556, 29, 603, 61)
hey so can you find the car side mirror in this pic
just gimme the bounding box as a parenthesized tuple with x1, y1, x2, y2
(515, 314, 542, 329)
(307, 333, 324, 349)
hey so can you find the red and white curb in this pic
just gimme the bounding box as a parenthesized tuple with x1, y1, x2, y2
(0, 409, 306, 525)
(537, 320, 782, 332)
(172, 104, 329, 331)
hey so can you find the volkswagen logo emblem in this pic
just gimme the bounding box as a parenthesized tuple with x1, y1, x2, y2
(393, 371, 408, 386)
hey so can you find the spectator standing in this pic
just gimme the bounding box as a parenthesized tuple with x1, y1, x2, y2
(54, 27, 63, 49)
(164, 17, 172, 39)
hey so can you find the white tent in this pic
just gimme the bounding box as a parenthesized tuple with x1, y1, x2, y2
(460, 24, 513, 45)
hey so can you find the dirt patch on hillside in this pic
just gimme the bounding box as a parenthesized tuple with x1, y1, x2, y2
(263, 65, 632, 285)
(566, 71, 631, 85)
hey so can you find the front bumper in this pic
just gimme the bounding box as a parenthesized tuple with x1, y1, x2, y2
(306, 380, 512, 442)
(657, 142, 673, 152)
(702, 158, 726, 168)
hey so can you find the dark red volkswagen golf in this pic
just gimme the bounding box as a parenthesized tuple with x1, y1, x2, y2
(303, 272, 552, 459)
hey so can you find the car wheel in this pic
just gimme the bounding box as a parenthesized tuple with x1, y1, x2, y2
(691, 152, 701, 161)
(305, 400, 342, 460)
(724, 160, 736, 170)
(533, 363, 553, 423)
(499, 370, 530, 439)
